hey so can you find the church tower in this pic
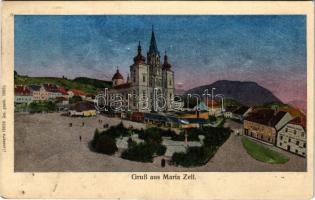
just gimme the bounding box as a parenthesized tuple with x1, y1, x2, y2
(130, 41, 150, 111)
(162, 51, 175, 110)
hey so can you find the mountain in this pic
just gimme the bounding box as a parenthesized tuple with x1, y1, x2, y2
(14, 75, 112, 94)
(175, 88, 186, 95)
(185, 80, 281, 106)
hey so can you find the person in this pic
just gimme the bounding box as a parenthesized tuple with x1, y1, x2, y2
(79, 136, 82, 142)
(69, 123, 72, 127)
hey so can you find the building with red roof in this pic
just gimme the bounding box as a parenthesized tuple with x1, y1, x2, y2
(14, 85, 33, 104)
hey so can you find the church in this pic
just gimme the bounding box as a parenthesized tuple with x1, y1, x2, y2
(108, 28, 175, 112)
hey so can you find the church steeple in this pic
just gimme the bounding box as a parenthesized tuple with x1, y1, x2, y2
(148, 25, 159, 55)
(162, 50, 172, 71)
(133, 41, 145, 64)
(147, 26, 161, 67)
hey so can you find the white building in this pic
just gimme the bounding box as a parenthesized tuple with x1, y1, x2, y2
(276, 117, 306, 157)
(108, 28, 175, 112)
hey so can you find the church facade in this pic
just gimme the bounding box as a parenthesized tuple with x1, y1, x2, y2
(108, 28, 175, 112)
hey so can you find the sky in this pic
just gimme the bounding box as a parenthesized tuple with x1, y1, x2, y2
(15, 15, 306, 104)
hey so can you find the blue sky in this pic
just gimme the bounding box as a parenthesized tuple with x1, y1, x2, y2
(14, 15, 306, 103)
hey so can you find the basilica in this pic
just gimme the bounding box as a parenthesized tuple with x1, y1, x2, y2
(108, 28, 175, 112)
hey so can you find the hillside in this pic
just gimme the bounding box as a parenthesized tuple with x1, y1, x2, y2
(14, 75, 112, 94)
(185, 80, 281, 106)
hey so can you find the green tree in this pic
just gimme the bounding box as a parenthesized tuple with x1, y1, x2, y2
(69, 95, 82, 104)
(95, 135, 118, 155)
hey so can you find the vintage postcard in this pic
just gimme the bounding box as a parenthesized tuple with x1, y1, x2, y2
(0, 1, 314, 199)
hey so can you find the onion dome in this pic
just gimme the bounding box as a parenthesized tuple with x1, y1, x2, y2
(112, 68, 124, 80)
(162, 51, 172, 70)
(133, 41, 146, 64)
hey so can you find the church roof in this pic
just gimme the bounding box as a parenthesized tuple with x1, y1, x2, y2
(112, 69, 124, 80)
(148, 26, 159, 55)
(110, 83, 131, 90)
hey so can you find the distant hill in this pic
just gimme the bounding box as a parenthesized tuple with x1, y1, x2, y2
(185, 80, 281, 106)
(14, 75, 112, 94)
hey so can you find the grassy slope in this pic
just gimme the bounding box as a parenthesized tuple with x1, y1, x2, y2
(15, 75, 111, 94)
(241, 137, 289, 164)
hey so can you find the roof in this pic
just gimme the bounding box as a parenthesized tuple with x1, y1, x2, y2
(244, 109, 287, 127)
(181, 118, 209, 124)
(144, 113, 183, 124)
(68, 89, 86, 96)
(58, 87, 68, 95)
(15, 85, 31, 95)
(43, 84, 60, 93)
(28, 85, 41, 92)
(112, 69, 124, 80)
(288, 117, 306, 130)
(110, 83, 131, 90)
(193, 101, 209, 111)
(233, 106, 250, 115)
(148, 27, 159, 55)
(69, 101, 95, 112)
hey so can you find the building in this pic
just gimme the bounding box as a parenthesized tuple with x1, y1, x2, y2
(276, 117, 306, 157)
(58, 87, 69, 98)
(244, 109, 293, 144)
(232, 106, 251, 120)
(43, 84, 62, 100)
(108, 27, 175, 112)
(29, 85, 49, 101)
(67, 89, 86, 99)
(14, 85, 33, 104)
(55, 97, 70, 111)
(68, 101, 96, 117)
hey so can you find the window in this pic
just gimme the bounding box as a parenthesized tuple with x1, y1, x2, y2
(280, 135, 283, 140)
(303, 143, 306, 148)
(285, 128, 288, 132)
(169, 79, 172, 86)
(296, 141, 299, 145)
(295, 150, 298, 154)
(288, 138, 291, 142)
(280, 142, 282, 146)
(143, 74, 146, 82)
(294, 130, 296, 134)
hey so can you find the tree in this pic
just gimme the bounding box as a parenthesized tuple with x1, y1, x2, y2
(95, 135, 118, 155)
(69, 95, 82, 104)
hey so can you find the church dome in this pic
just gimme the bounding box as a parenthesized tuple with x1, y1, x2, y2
(133, 41, 146, 64)
(112, 69, 124, 80)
